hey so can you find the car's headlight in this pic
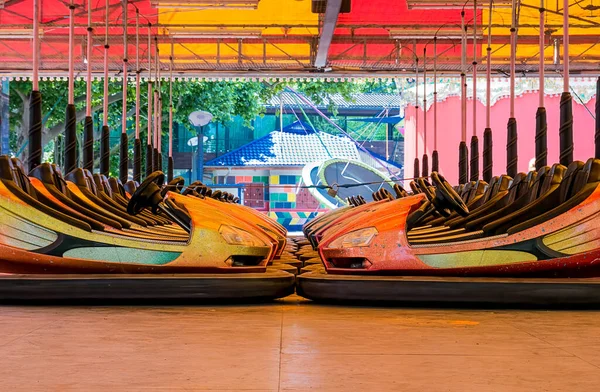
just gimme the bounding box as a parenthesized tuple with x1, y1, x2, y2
(219, 225, 263, 246)
(327, 227, 378, 249)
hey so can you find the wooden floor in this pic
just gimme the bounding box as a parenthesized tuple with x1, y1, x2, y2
(1, 295, 599, 391)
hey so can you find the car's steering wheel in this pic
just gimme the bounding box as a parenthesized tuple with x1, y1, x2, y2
(409, 181, 421, 195)
(416, 177, 436, 201)
(379, 188, 393, 201)
(161, 176, 185, 197)
(393, 184, 408, 199)
(430, 172, 469, 217)
(127, 171, 165, 215)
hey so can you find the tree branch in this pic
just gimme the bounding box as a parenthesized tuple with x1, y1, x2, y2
(43, 93, 123, 144)
(13, 88, 26, 103)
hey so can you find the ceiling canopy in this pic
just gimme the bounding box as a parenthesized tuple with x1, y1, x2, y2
(0, 0, 598, 78)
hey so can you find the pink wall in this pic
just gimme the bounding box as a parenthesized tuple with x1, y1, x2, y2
(404, 93, 597, 185)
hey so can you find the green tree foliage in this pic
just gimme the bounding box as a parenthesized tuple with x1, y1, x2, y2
(7, 78, 378, 173)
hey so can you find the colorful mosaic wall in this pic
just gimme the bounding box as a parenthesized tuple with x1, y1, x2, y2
(211, 173, 325, 230)
(267, 211, 321, 232)
(212, 174, 320, 210)
(213, 175, 269, 185)
(269, 175, 301, 209)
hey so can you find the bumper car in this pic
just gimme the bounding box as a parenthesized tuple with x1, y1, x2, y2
(0, 156, 294, 301)
(297, 159, 600, 305)
(316, 159, 600, 276)
(181, 182, 288, 258)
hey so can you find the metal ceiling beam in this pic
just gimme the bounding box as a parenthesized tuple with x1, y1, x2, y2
(3, 22, 600, 31)
(3, 61, 600, 77)
(13, 33, 600, 46)
(314, 0, 342, 68)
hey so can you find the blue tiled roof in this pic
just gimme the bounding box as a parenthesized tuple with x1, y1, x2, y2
(205, 121, 360, 167)
(267, 92, 402, 110)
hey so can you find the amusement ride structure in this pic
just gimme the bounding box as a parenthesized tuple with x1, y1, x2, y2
(0, 0, 599, 303)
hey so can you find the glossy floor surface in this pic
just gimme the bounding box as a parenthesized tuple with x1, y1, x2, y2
(1, 296, 599, 391)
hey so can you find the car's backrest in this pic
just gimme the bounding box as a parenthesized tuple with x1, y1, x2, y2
(471, 180, 488, 200)
(526, 166, 551, 203)
(0, 155, 18, 183)
(541, 164, 567, 195)
(108, 177, 126, 198)
(10, 158, 38, 197)
(573, 158, 600, 192)
(496, 175, 512, 193)
(481, 176, 499, 203)
(506, 158, 600, 235)
(30, 162, 58, 187)
(124, 180, 138, 195)
(507, 171, 535, 204)
(558, 161, 585, 203)
(0, 156, 91, 231)
(49, 164, 67, 194)
(64, 168, 91, 188)
(460, 181, 476, 201)
(82, 169, 98, 195)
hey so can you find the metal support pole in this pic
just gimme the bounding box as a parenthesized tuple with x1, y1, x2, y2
(146, 23, 153, 178)
(28, 0, 42, 172)
(432, 36, 439, 173)
(483, 0, 493, 182)
(459, 11, 468, 184)
(559, 0, 573, 166)
(100, 0, 110, 176)
(119, 0, 129, 183)
(133, 10, 141, 183)
(64, 1, 77, 174)
(596, 77, 600, 158)
(168, 41, 174, 182)
(197, 126, 204, 182)
(506, 0, 518, 177)
(414, 56, 420, 179)
(153, 37, 160, 172)
(535, 0, 547, 169)
(470, 0, 479, 181)
(83, 0, 94, 172)
(422, 48, 428, 177)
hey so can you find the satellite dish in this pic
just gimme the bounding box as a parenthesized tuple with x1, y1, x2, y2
(187, 136, 209, 147)
(188, 111, 213, 127)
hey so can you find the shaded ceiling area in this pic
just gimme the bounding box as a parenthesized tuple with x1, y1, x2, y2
(0, 0, 598, 77)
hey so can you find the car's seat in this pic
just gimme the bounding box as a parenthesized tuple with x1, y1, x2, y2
(507, 158, 600, 235)
(482, 162, 570, 235)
